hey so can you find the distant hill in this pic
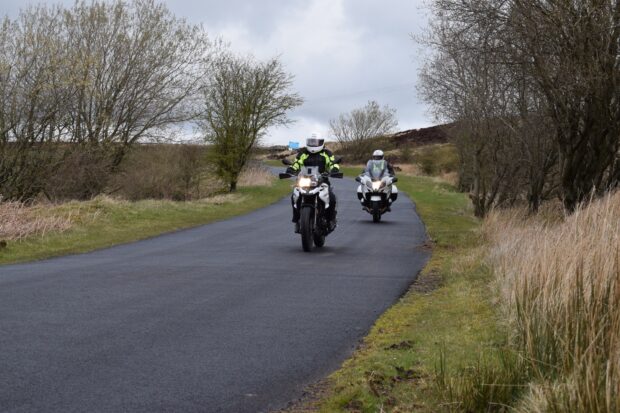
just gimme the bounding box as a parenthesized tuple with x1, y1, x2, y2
(259, 124, 452, 161)
(386, 125, 449, 146)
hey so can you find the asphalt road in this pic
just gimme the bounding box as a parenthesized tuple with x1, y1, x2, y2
(0, 175, 429, 413)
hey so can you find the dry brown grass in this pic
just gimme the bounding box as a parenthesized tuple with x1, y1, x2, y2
(0, 202, 73, 241)
(238, 165, 274, 187)
(395, 163, 423, 176)
(484, 191, 620, 412)
(197, 193, 246, 205)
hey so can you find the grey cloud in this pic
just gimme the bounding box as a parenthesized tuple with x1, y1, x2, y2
(0, 0, 432, 144)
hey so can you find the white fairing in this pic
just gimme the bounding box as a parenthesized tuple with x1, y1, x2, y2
(358, 175, 395, 197)
(318, 183, 330, 208)
(357, 173, 398, 218)
(292, 177, 330, 209)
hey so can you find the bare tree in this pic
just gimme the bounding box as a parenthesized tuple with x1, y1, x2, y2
(329, 100, 398, 162)
(200, 53, 303, 192)
(420, 0, 620, 213)
(509, 0, 620, 210)
(0, 6, 70, 201)
(0, 0, 212, 201)
(418, 4, 532, 216)
(59, 0, 211, 198)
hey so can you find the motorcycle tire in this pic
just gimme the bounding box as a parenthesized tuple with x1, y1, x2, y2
(371, 201, 382, 223)
(300, 207, 314, 252)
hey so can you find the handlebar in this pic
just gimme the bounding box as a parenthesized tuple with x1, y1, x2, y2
(280, 171, 344, 180)
(323, 171, 343, 179)
(356, 174, 397, 182)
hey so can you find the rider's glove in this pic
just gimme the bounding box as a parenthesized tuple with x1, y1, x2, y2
(286, 167, 296, 175)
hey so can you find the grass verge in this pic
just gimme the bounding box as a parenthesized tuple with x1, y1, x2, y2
(0, 180, 290, 265)
(298, 170, 501, 412)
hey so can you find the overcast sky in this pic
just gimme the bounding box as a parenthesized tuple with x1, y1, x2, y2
(0, 0, 433, 145)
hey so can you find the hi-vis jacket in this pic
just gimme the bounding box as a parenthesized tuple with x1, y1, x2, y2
(290, 148, 340, 174)
(364, 159, 396, 177)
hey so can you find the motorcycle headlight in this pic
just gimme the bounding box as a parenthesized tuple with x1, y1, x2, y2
(371, 181, 382, 190)
(298, 177, 313, 188)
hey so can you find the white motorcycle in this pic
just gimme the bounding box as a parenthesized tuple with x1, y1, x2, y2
(356, 161, 398, 223)
(280, 159, 343, 252)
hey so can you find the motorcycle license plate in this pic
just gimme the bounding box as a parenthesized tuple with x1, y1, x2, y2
(370, 196, 381, 201)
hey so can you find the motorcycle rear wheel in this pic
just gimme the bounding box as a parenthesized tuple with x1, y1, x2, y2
(300, 207, 314, 252)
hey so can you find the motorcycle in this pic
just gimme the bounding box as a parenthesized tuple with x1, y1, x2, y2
(280, 158, 343, 252)
(355, 161, 398, 223)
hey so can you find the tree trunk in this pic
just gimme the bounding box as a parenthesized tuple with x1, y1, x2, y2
(229, 181, 237, 192)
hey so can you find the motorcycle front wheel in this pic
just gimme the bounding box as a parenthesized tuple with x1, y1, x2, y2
(300, 207, 314, 252)
(371, 201, 382, 223)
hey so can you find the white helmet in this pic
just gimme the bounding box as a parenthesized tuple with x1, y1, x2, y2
(372, 149, 384, 160)
(306, 132, 324, 154)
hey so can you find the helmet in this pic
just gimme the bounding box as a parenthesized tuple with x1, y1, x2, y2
(306, 132, 324, 154)
(372, 149, 384, 160)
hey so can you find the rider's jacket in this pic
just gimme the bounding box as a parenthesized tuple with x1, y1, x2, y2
(364, 159, 395, 176)
(290, 148, 340, 174)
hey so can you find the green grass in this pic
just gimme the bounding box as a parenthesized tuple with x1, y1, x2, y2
(312, 173, 502, 412)
(0, 180, 291, 265)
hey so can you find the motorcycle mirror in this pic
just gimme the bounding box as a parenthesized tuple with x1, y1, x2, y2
(355, 176, 361, 183)
(330, 172, 344, 179)
(281, 158, 293, 166)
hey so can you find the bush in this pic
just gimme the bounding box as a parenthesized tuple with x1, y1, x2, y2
(43, 147, 114, 201)
(399, 145, 413, 163)
(111, 144, 210, 201)
(415, 144, 459, 175)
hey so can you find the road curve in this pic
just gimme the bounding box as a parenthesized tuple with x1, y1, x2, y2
(0, 175, 429, 413)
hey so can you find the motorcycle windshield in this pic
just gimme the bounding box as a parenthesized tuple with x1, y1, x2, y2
(365, 160, 387, 179)
(301, 166, 320, 177)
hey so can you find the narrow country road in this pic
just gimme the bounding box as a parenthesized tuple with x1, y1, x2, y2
(0, 175, 429, 413)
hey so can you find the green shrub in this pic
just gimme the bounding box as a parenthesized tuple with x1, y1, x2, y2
(415, 144, 459, 175)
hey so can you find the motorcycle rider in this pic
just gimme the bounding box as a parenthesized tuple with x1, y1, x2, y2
(286, 133, 340, 233)
(364, 149, 395, 176)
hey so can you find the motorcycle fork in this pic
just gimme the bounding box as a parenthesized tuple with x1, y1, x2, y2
(300, 195, 317, 226)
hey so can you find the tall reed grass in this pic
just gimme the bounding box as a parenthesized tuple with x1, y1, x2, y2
(238, 164, 274, 187)
(0, 202, 73, 240)
(484, 192, 620, 412)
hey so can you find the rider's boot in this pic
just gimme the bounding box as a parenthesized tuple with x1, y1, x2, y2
(328, 219, 337, 232)
(292, 207, 300, 233)
(327, 210, 337, 232)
